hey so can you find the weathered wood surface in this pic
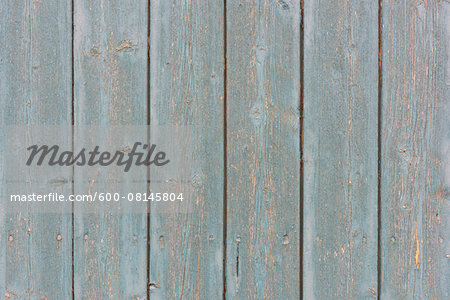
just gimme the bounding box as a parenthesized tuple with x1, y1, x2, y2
(226, 1, 301, 298)
(0, 0, 73, 299)
(73, 0, 148, 299)
(380, 0, 449, 299)
(0, 0, 449, 299)
(303, 0, 379, 298)
(148, 1, 224, 299)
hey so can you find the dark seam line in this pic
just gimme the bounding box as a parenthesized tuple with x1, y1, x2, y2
(146, 1, 151, 299)
(300, 0, 304, 299)
(222, 0, 228, 299)
(71, 0, 75, 298)
(377, 1, 383, 299)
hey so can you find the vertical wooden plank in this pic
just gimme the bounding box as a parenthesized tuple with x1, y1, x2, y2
(0, 0, 73, 299)
(226, 1, 300, 299)
(148, 0, 224, 299)
(440, 4, 450, 297)
(303, 0, 378, 298)
(380, 0, 449, 298)
(73, 0, 148, 299)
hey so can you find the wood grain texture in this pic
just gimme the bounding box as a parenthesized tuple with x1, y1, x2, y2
(226, 1, 301, 299)
(1, 1, 449, 298)
(0, 0, 73, 299)
(303, 0, 379, 298)
(73, 0, 148, 299)
(148, 1, 224, 299)
(380, 0, 449, 298)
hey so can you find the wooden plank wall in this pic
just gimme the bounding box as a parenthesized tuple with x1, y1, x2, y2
(0, 0, 448, 299)
(73, 0, 148, 299)
(303, 0, 379, 298)
(1, 1, 73, 299)
(148, 1, 224, 299)
(226, 1, 301, 299)
(380, 0, 449, 299)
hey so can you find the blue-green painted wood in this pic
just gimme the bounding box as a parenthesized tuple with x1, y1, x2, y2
(226, 1, 301, 299)
(148, 1, 225, 299)
(1, 1, 449, 298)
(0, 0, 73, 298)
(303, 0, 379, 298)
(73, 0, 148, 299)
(380, 1, 449, 298)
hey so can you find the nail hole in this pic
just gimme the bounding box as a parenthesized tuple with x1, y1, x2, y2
(149, 283, 160, 290)
(282, 234, 289, 245)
